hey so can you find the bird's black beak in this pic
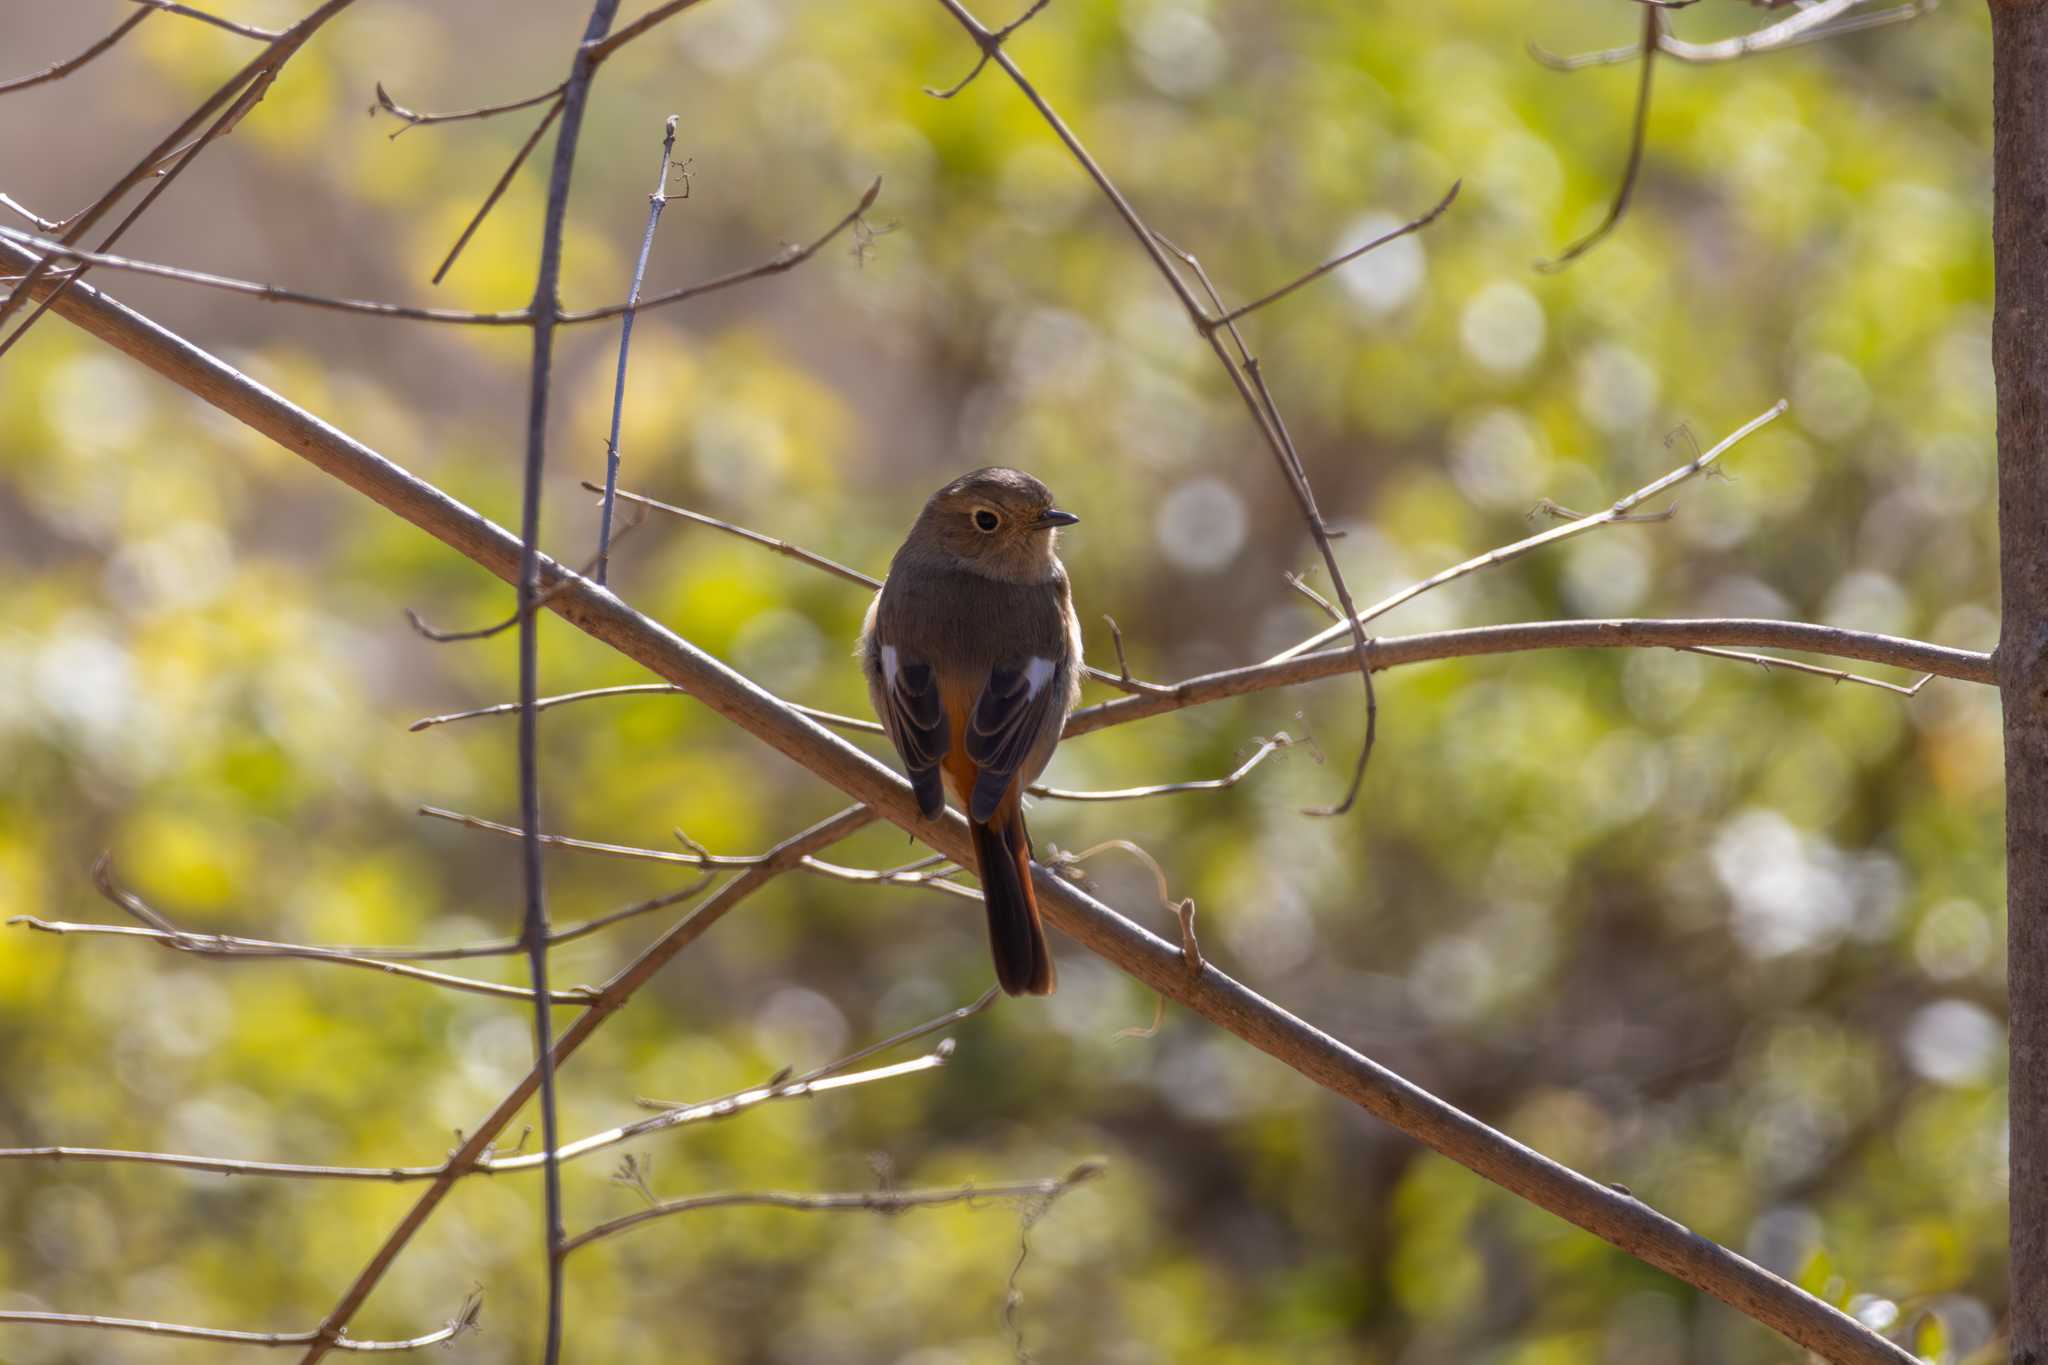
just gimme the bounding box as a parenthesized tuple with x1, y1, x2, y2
(1034, 508, 1080, 530)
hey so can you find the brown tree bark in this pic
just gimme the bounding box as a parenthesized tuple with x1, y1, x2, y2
(1993, 2, 2048, 1359)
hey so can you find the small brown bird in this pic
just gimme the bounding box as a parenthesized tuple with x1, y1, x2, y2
(860, 468, 1083, 996)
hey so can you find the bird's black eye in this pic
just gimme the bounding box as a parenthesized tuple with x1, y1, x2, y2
(973, 509, 1001, 533)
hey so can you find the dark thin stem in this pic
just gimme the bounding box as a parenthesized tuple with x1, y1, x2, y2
(584, 482, 879, 586)
(1537, 3, 1659, 272)
(431, 96, 565, 285)
(560, 178, 880, 322)
(924, 0, 1055, 98)
(597, 116, 681, 585)
(0, 0, 359, 352)
(1207, 179, 1461, 329)
(131, 0, 282, 40)
(402, 509, 636, 642)
(585, 0, 716, 64)
(0, 182, 873, 326)
(0, 10, 152, 96)
(516, 9, 620, 1364)
(0, 60, 280, 360)
(372, 78, 565, 137)
(1150, 229, 1377, 814)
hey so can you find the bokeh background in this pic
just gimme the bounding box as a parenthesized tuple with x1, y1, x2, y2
(0, 0, 2011, 1360)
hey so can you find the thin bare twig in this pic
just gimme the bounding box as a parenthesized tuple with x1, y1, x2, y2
(430, 96, 564, 285)
(410, 683, 885, 735)
(1285, 571, 1343, 623)
(20, 846, 711, 963)
(1065, 615, 1981, 738)
(1656, 0, 1931, 60)
(596, 116, 682, 584)
(402, 506, 639, 641)
(561, 177, 881, 322)
(0, 183, 875, 326)
(1273, 402, 1788, 663)
(1031, 734, 1293, 801)
(1051, 839, 1202, 978)
(419, 803, 768, 868)
(371, 78, 565, 137)
(130, 0, 284, 41)
(924, 0, 1056, 98)
(0, 1053, 934, 1183)
(0, 993, 975, 1182)
(0, 2, 277, 97)
(10, 914, 598, 1004)
(0, 0, 357, 355)
(1207, 179, 1461, 329)
(0, 1294, 480, 1353)
(1681, 646, 1935, 696)
(0, 10, 153, 96)
(295, 807, 873, 1363)
(587, 483, 879, 587)
(1528, 0, 1933, 264)
(1150, 228, 1378, 814)
(1538, 2, 1660, 271)
(1087, 614, 1174, 694)
(0, 224, 540, 323)
(562, 1160, 1104, 1254)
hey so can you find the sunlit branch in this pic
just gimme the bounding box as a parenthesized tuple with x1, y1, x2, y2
(0, 856, 601, 1003)
(1273, 401, 1787, 662)
(0, 1293, 479, 1353)
(0, 989, 981, 1183)
(1032, 734, 1294, 801)
(1066, 617, 1987, 737)
(9, 914, 600, 1003)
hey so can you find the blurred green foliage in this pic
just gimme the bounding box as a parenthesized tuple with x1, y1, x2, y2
(0, 0, 2010, 1360)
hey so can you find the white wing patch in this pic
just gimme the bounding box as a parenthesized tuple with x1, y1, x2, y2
(880, 643, 901, 688)
(1023, 656, 1055, 697)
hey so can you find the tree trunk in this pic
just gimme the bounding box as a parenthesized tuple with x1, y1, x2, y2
(1993, 2, 2048, 1359)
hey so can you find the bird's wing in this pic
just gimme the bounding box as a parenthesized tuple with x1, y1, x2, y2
(874, 641, 949, 819)
(964, 656, 1066, 823)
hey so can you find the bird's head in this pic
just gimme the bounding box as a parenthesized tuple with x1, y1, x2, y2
(910, 466, 1077, 582)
